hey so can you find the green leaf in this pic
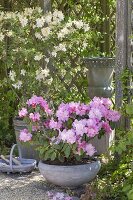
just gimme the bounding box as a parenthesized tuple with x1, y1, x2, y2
(53, 144, 61, 150)
(75, 155, 81, 161)
(62, 143, 69, 151)
(50, 152, 56, 161)
(44, 149, 53, 160)
(64, 145, 71, 158)
(58, 153, 65, 163)
(126, 104, 133, 115)
(40, 148, 45, 155)
(127, 189, 133, 200)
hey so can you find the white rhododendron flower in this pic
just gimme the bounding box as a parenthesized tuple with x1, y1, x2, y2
(19, 16, 28, 27)
(12, 80, 22, 89)
(34, 53, 43, 61)
(45, 58, 49, 63)
(41, 27, 51, 37)
(6, 31, 13, 37)
(73, 20, 84, 29)
(0, 33, 4, 41)
(36, 68, 50, 81)
(51, 51, 57, 57)
(24, 8, 33, 16)
(83, 24, 90, 32)
(58, 43, 66, 51)
(20, 69, 26, 76)
(57, 27, 70, 39)
(35, 7, 43, 14)
(83, 42, 88, 48)
(54, 43, 66, 52)
(45, 13, 52, 24)
(36, 17, 45, 28)
(35, 32, 42, 40)
(9, 70, 16, 81)
(53, 10, 64, 22)
(47, 77, 53, 85)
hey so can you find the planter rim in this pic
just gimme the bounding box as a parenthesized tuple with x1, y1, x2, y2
(13, 116, 23, 121)
(83, 57, 115, 68)
(39, 159, 100, 167)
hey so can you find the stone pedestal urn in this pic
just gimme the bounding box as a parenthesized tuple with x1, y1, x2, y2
(83, 57, 115, 99)
(83, 57, 115, 155)
(38, 160, 101, 188)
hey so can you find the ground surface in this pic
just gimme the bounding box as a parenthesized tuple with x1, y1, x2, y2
(0, 170, 82, 200)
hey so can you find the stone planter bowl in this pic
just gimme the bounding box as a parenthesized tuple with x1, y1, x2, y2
(38, 160, 101, 188)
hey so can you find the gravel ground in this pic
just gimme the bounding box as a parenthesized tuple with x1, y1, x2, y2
(0, 170, 82, 200)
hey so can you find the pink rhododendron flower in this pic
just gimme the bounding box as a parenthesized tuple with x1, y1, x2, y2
(106, 110, 121, 122)
(68, 102, 80, 114)
(65, 130, 76, 144)
(85, 144, 96, 156)
(26, 95, 52, 115)
(59, 129, 76, 144)
(65, 197, 73, 200)
(102, 121, 112, 134)
(29, 112, 40, 122)
(32, 125, 40, 132)
(89, 108, 102, 120)
(44, 120, 50, 128)
(56, 108, 69, 122)
(76, 103, 90, 116)
(19, 129, 32, 142)
(73, 119, 87, 136)
(86, 118, 97, 126)
(18, 108, 28, 117)
(54, 192, 64, 199)
(78, 141, 87, 152)
(101, 97, 112, 108)
(49, 119, 62, 130)
(26, 95, 39, 107)
(89, 97, 102, 108)
(86, 126, 99, 138)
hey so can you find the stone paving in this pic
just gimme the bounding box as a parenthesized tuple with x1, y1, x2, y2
(0, 170, 82, 200)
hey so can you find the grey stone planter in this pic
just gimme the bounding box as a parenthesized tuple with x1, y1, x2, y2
(38, 160, 101, 188)
(83, 57, 115, 98)
(13, 118, 39, 161)
(91, 130, 115, 155)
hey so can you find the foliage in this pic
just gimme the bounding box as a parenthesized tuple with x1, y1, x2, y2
(81, 133, 133, 200)
(81, 114, 133, 200)
(0, 7, 100, 149)
(18, 95, 120, 163)
(0, 7, 99, 107)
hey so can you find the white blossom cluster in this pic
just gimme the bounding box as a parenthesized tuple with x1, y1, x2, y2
(0, 7, 91, 94)
(36, 68, 50, 81)
(9, 69, 26, 89)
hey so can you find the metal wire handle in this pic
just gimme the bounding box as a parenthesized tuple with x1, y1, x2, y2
(9, 144, 22, 171)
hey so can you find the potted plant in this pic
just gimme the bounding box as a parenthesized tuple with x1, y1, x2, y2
(18, 95, 120, 187)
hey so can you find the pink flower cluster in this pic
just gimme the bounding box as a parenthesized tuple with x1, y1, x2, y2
(18, 96, 121, 157)
(19, 129, 32, 142)
(26, 95, 52, 115)
(47, 97, 121, 156)
(18, 95, 53, 142)
(56, 102, 90, 122)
